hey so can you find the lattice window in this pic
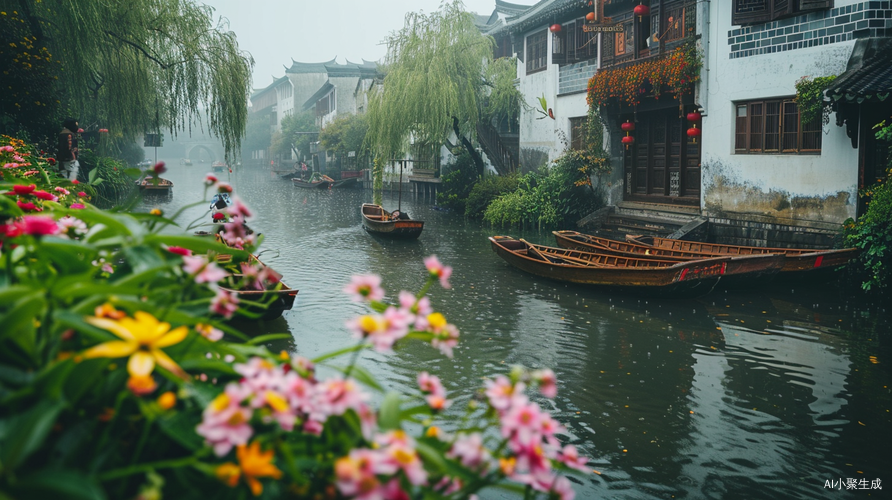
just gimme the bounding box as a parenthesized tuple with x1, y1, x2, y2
(526, 30, 548, 75)
(735, 98, 822, 154)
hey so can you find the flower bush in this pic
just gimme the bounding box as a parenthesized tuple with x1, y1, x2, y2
(0, 135, 589, 499)
(586, 42, 702, 107)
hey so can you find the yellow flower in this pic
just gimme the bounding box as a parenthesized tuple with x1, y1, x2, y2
(215, 441, 283, 496)
(157, 391, 177, 410)
(83, 311, 188, 379)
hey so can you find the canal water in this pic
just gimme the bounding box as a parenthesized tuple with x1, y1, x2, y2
(143, 162, 891, 499)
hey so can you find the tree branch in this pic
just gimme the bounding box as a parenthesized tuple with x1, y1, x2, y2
(104, 30, 170, 69)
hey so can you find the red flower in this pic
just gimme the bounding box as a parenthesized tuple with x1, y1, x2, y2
(77, 192, 88, 197)
(17, 201, 41, 212)
(72, 180, 80, 184)
(153, 161, 166, 174)
(19, 215, 59, 235)
(166, 246, 193, 256)
(212, 212, 225, 221)
(70, 203, 86, 209)
(48, 158, 56, 165)
(32, 190, 56, 201)
(13, 184, 36, 195)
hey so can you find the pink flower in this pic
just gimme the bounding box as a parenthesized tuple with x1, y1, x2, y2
(57, 216, 87, 238)
(54, 187, 70, 195)
(399, 291, 432, 329)
(182, 255, 227, 284)
(534, 368, 557, 398)
(334, 448, 395, 498)
(239, 262, 270, 291)
(423, 255, 453, 289)
(13, 184, 35, 195)
(501, 397, 544, 447)
(485, 375, 523, 412)
(225, 196, 252, 219)
(551, 475, 576, 500)
(17, 201, 40, 212)
(417, 371, 446, 397)
(448, 433, 490, 470)
(314, 378, 367, 418)
(196, 386, 254, 456)
(425, 394, 452, 412)
(384, 443, 428, 486)
(345, 307, 412, 352)
(343, 274, 384, 302)
(166, 246, 192, 256)
(77, 191, 87, 197)
(153, 161, 166, 174)
(3, 163, 18, 169)
(13, 216, 60, 236)
(0, 145, 12, 152)
(211, 288, 239, 318)
(101, 263, 114, 274)
(69, 203, 85, 209)
(196, 323, 223, 342)
(557, 444, 589, 472)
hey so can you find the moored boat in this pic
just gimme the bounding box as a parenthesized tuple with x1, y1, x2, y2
(217, 255, 297, 320)
(291, 177, 331, 189)
(626, 234, 858, 281)
(553, 230, 786, 289)
(489, 236, 728, 297)
(136, 176, 173, 194)
(331, 177, 359, 188)
(212, 161, 226, 173)
(361, 203, 424, 239)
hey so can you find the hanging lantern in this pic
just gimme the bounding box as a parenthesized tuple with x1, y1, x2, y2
(621, 121, 636, 132)
(621, 135, 635, 150)
(686, 111, 702, 123)
(550, 24, 562, 33)
(586, 12, 596, 22)
(634, 3, 650, 21)
(687, 125, 701, 143)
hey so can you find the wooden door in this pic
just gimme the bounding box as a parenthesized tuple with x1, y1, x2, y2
(624, 108, 700, 205)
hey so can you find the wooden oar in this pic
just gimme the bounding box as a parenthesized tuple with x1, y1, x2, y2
(522, 240, 601, 267)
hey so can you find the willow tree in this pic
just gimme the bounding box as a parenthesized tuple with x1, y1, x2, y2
(3, 0, 253, 160)
(365, 0, 520, 176)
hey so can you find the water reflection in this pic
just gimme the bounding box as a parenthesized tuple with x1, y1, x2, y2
(141, 162, 891, 499)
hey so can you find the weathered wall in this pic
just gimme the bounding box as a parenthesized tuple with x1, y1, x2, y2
(700, 0, 868, 226)
(517, 25, 559, 169)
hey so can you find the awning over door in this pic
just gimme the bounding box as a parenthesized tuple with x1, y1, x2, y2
(826, 37, 892, 148)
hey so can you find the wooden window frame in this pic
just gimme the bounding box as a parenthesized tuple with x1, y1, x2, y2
(734, 98, 822, 154)
(569, 116, 587, 151)
(554, 19, 598, 66)
(526, 30, 548, 75)
(732, 0, 833, 26)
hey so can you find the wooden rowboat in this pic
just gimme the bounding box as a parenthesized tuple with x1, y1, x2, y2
(292, 177, 331, 189)
(626, 234, 858, 282)
(489, 236, 728, 297)
(331, 177, 359, 188)
(137, 176, 173, 193)
(361, 203, 423, 239)
(218, 256, 298, 320)
(553, 230, 785, 289)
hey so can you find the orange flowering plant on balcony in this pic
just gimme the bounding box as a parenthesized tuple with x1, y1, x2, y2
(586, 42, 702, 108)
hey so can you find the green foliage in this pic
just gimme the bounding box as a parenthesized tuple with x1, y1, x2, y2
(483, 150, 603, 229)
(319, 113, 369, 164)
(77, 149, 138, 208)
(2, 0, 253, 160)
(365, 0, 496, 159)
(465, 173, 519, 219)
(483, 57, 523, 126)
(794, 75, 837, 126)
(1, 134, 589, 500)
(372, 156, 384, 205)
(242, 111, 272, 161)
(278, 110, 318, 161)
(436, 152, 478, 212)
(843, 120, 892, 291)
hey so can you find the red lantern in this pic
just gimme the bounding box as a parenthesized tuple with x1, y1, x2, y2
(687, 125, 701, 143)
(550, 24, 562, 33)
(586, 12, 596, 22)
(686, 111, 702, 123)
(634, 4, 650, 21)
(621, 135, 635, 149)
(621, 121, 636, 132)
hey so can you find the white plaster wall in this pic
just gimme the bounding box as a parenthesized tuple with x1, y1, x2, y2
(701, 0, 861, 222)
(517, 27, 560, 169)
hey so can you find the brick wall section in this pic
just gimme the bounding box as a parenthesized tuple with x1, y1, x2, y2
(727, 1, 892, 59)
(558, 58, 598, 95)
(707, 213, 839, 248)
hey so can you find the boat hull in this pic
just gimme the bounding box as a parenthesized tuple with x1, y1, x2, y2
(489, 236, 724, 298)
(292, 178, 331, 189)
(553, 230, 785, 289)
(627, 235, 858, 282)
(361, 203, 423, 239)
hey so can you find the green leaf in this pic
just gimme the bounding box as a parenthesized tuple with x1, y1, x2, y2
(0, 398, 65, 470)
(312, 343, 369, 364)
(10, 469, 107, 500)
(244, 333, 293, 345)
(157, 410, 204, 451)
(378, 391, 402, 430)
(415, 441, 449, 474)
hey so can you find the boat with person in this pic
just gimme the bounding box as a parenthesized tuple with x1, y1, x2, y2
(625, 234, 858, 281)
(361, 203, 424, 239)
(292, 172, 332, 189)
(552, 230, 786, 289)
(489, 236, 730, 297)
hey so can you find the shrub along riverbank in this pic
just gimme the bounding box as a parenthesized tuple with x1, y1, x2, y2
(0, 134, 589, 500)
